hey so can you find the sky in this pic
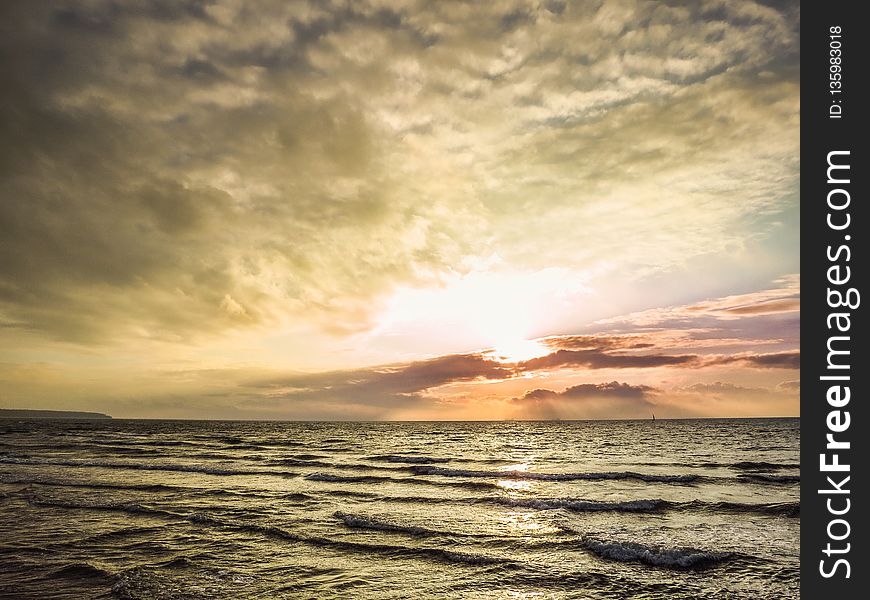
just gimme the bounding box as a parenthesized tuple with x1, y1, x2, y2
(0, 0, 800, 420)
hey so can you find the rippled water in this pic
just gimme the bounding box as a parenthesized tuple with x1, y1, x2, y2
(0, 418, 799, 599)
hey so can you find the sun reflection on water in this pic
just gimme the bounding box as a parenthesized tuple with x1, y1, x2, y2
(496, 479, 532, 491)
(496, 462, 533, 490)
(496, 511, 550, 535)
(498, 463, 529, 472)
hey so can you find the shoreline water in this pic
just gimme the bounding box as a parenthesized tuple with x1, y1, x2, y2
(0, 418, 799, 599)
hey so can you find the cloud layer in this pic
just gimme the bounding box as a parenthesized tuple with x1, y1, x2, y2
(2, 0, 798, 346)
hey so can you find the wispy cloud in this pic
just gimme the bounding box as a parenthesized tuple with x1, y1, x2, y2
(705, 351, 800, 370)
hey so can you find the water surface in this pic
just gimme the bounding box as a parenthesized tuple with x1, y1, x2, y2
(0, 418, 799, 599)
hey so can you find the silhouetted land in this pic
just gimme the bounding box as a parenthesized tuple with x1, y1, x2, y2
(0, 409, 112, 420)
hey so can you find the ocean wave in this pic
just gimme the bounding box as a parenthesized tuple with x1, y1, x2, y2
(334, 511, 437, 536)
(0, 455, 291, 477)
(581, 538, 735, 569)
(284, 492, 315, 502)
(634, 460, 799, 472)
(26, 497, 179, 519)
(321, 489, 382, 499)
(410, 465, 699, 483)
(267, 458, 335, 468)
(731, 461, 800, 471)
(694, 500, 799, 517)
(16, 443, 163, 456)
(71, 525, 171, 546)
(369, 455, 450, 464)
(494, 497, 670, 513)
(186, 512, 510, 566)
(52, 562, 115, 580)
(305, 472, 499, 491)
(90, 439, 201, 448)
(0, 476, 176, 493)
(280, 460, 410, 473)
(156, 556, 196, 569)
(261, 440, 305, 447)
(493, 496, 798, 518)
(738, 473, 800, 484)
(310, 536, 511, 566)
(305, 473, 385, 484)
(216, 436, 245, 445)
(369, 494, 462, 505)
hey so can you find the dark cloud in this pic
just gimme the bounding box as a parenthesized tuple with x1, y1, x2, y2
(516, 388, 558, 401)
(518, 348, 697, 371)
(238, 346, 798, 410)
(252, 353, 513, 407)
(541, 334, 656, 351)
(562, 381, 657, 400)
(516, 381, 657, 403)
(707, 351, 800, 370)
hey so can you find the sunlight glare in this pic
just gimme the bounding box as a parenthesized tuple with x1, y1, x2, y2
(497, 479, 533, 491)
(372, 268, 587, 359)
(490, 339, 550, 363)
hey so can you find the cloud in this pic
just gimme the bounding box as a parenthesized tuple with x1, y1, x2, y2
(251, 352, 513, 408)
(719, 298, 800, 315)
(707, 351, 800, 370)
(515, 381, 657, 403)
(518, 348, 697, 371)
(509, 380, 658, 420)
(667, 379, 800, 417)
(679, 382, 767, 396)
(777, 379, 800, 391)
(563, 277, 800, 364)
(596, 275, 800, 328)
(540, 335, 655, 351)
(1, 0, 799, 349)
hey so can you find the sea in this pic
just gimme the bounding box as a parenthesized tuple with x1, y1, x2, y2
(0, 418, 799, 599)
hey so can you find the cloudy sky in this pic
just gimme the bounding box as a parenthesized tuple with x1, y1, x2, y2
(0, 0, 799, 420)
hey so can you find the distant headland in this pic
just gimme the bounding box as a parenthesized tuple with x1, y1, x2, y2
(0, 409, 112, 420)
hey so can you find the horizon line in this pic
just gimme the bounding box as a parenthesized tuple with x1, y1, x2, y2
(1, 414, 800, 423)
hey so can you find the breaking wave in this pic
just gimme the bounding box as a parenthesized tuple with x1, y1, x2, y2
(581, 538, 735, 569)
(334, 511, 438, 536)
(693, 500, 799, 517)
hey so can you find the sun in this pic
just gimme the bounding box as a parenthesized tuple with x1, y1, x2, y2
(370, 267, 586, 362)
